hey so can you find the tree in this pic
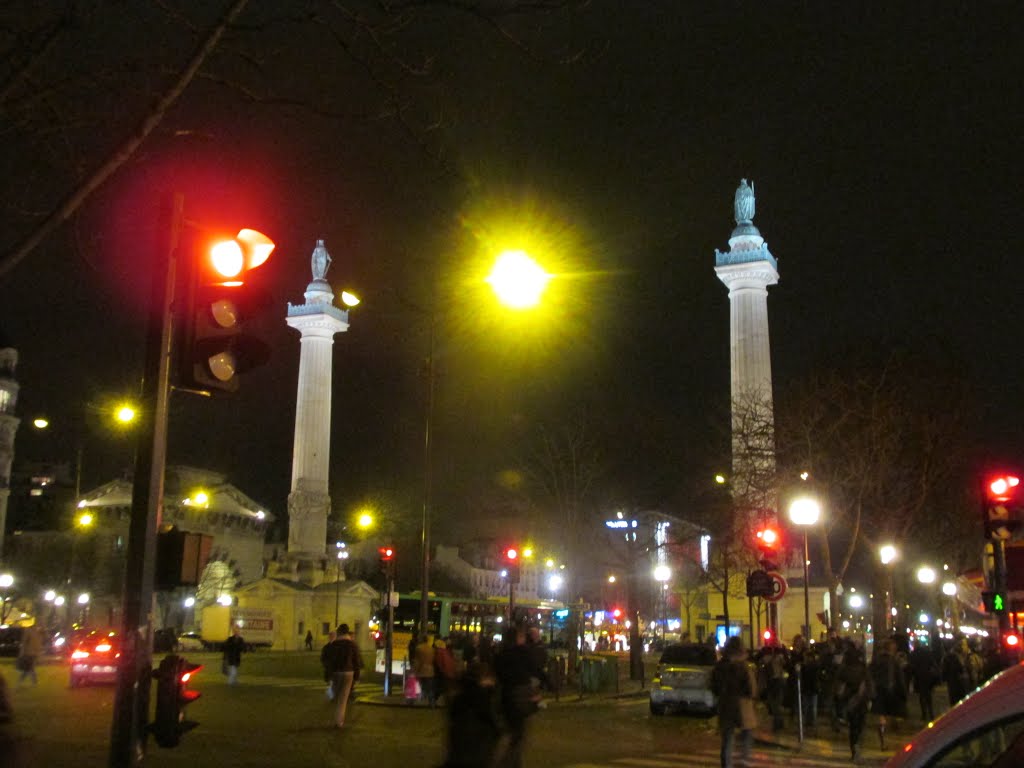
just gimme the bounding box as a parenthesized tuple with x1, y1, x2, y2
(0, 0, 591, 279)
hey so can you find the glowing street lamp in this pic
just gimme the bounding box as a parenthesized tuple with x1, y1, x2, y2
(486, 250, 551, 309)
(917, 566, 937, 585)
(789, 496, 822, 638)
(879, 543, 899, 631)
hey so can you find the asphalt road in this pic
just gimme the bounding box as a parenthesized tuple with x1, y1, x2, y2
(1, 654, 895, 767)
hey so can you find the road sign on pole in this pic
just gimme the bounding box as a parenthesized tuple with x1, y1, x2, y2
(765, 572, 788, 603)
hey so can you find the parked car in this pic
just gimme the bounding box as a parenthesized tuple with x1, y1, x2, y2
(649, 643, 718, 715)
(885, 660, 1024, 767)
(69, 630, 121, 687)
(176, 632, 205, 651)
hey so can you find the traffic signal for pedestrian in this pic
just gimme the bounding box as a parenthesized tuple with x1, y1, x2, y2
(755, 526, 782, 570)
(984, 474, 1023, 540)
(504, 547, 521, 584)
(762, 628, 776, 646)
(982, 590, 1009, 614)
(176, 228, 275, 395)
(152, 655, 203, 748)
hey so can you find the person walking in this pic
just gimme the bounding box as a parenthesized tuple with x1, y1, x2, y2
(441, 663, 501, 768)
(494, 624, 543, 768)
(16, 625, 43, 686)
(836, 645, 874, 762)
(222, 626, 245, 686)
(870, 638, 907, 748)
(323, 624, 361, 728)
(304, 629, 314, 651)
(908, 642, 939, 722)
(413, 633, 437, 707)
(711, 636, 757, 768)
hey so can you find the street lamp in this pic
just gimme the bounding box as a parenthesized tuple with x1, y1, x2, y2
(654, 565, 671, 641)
(788, 496, 821, 639)
(418, 249, 550, 635)
(879, 543, 899, 631)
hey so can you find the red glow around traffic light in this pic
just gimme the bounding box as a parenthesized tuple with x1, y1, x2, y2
(757, 528, 779, 546)
(1004, 632, 1020, 648)
(378, 547, 394, 561)
(988, 475, 1021, 502)
(506, 548, 518, 561)
(762, 628, 775, 644)
(612, 608, 622, 619)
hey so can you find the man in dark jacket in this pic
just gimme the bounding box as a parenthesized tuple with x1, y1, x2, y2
(222, 626, 245, 686)
(494, 624, 542, 768)
(711, 636, 756, 768)
(322, 624, 361, 728)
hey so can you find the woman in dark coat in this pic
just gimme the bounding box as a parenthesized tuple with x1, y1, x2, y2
(870, 639, 907, 747)
(711, 636, 758, 768)
(836, 645, 874, 761)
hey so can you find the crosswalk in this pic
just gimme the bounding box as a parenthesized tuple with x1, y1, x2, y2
(564, 745, 887, 767)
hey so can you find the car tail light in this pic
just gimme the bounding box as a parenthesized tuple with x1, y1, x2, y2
(71, 650, 90, 660)
(96, 642, 112, 653)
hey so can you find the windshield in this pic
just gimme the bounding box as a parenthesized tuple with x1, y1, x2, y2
(659, 644, 716, 666)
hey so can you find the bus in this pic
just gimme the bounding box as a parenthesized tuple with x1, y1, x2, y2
(378, 592, 570, 655)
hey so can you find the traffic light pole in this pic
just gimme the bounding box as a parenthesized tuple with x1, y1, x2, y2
(109, 194, 182, 767)
(384, 568, 394, 696)
(993, 538, 1010, 639)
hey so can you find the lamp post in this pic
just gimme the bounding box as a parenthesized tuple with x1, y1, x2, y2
(879, 543, 899, 632)
(418, 249, 551, 635)
(788, 497, 821, 640)
(653, 565, 671, 642)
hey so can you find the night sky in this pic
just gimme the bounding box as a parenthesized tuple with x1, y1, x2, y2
(2, 3, 1021, 550)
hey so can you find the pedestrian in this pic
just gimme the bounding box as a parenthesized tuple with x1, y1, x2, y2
(441, 662, 502, 768)
(800, 644, 821, 729)
(763, 645, 787, 731)
(305, 629, 314, 651)
(434, 638, 458, 703)
(942, 637, 981, 708)
(16, 625, 43, 686)
(870, 638, 907, 747)
(908, 642, 939, 722)
(710, 636, 757, 768)
(494, 624, 544, 768)
(222, 626, 245, 686)
(323, 623, 362, 728)
(836, 645, 874, 762)
(413, 633, 437, 707)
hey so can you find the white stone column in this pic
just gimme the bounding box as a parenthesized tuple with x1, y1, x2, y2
(285, 246, 349, 561)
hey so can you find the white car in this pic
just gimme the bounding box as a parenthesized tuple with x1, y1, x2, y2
(885, 661, 1024, 767)
(649, 643, 718, 715)
(176, 632, 206, 651)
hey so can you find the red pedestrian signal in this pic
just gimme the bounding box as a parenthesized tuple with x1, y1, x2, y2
(176, 228, 275, 395)
(1004, 631, 1020, 649)
(505, 548, 518, 561)
(762, 628, 775, 645)
(152, 655, 203, 748)
(503, 547, 520, 584)
(756, 527, 782, 569)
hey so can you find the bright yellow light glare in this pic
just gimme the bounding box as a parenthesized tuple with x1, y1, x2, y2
(545, 559, 555, 569)
(235, 228, 275, 269)
(714, 473, 726, 485)
(880, 544, 898, 565)
(522, 547, 534, 558)
(191, 491, 209, 506)
(210, 240, 244, 278)
(115, 404, 136, 424)
(486, 250, 550, 309)
(77, 513, 94, 527)
(357, 512, 374, 529)
(341, 291, 361, 307)
(33, 417, 49, 429)
(608, 575, 617, 583)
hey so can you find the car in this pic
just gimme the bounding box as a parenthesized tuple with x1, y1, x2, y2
(885, 660, 1024, 767)
(649, 643, 718, 715)
(176, 632, 205, 651)
(69, 630, 121, 687)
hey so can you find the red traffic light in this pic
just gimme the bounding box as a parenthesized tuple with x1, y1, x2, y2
(206, 229, 275, 286)
(378, 547, 395, 561)
(988, 475, 1021, 502)
(757, 528, 780, 547)
(762, 628, 775, 644)
(611, 608, 622, 619)
(1004, 632, 1020, 648)
(505, 548, 518, 561)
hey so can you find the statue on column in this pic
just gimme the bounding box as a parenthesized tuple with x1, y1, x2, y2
(734, 179, 756, 225)
(311, 239, 332, 280)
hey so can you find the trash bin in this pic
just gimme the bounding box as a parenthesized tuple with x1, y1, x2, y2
(578, 657, 606, 692)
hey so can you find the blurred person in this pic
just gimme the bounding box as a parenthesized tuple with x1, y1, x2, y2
(222, 626, 245, 686)
(304, 629, 314, 651)
(441, 663, 501, 768)
(323, 624, 361, 728)
(434, 638, 458, 702)
(870, 638, 907, 748)
(321, 630, 337, 699)
(414, 633, 437, 707)
(711, 636, 757, 768)
(16, 625, 43, 686)
(836, 645, 874, 762)
(494, 624, 542, 768)
(908, 641, 940, 722)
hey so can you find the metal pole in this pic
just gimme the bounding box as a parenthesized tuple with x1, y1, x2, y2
(802, 529, 811, 640)
(509, 580, 515, 620)
(418, 310, 435, 636)
(384, 570, 394, 696)
(334, 566, 340, 628)
(109, 193, 181, 767)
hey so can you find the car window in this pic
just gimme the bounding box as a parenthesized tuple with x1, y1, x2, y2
(926, 714, 1024, 767)
(659, 645, 716, 666)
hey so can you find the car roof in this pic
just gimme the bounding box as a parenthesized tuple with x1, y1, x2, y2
(659, 643, 717, 666)
(887, 661, 1024, 767)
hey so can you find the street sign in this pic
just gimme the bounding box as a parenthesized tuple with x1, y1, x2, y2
(746, 569, 774, 598)
(764, 571, 788, 603)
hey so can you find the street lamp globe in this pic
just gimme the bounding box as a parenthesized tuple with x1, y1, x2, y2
(879, 544, 898, 565)
(788, 497, 821, 526)
(917, 566, 937, 584)
(548, 574, 563, 592)
(653, 565, 671, 582)
(77, 593, 90, 605)
(942, 581, 958, 597)
(849, 594, 865, 609)
(0, 573, 13, 588)
(486, 250, 550, 309)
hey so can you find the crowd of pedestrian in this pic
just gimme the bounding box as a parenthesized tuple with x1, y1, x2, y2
(745, 629, 1006, 763)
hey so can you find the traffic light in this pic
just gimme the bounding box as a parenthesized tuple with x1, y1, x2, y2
(984, 474, 1023, 540)
(1003, 630, 1021, 650)
(155, 529, 213, 590)
(982, 590, 1009, 614)
(762, 628, 776, 646)
(504, 547, 521, 584)
(152, 654, 202, 748)
(176, 228, 275, 395)
(378, 546, 395, 575)
(756, 526, 782, 570)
